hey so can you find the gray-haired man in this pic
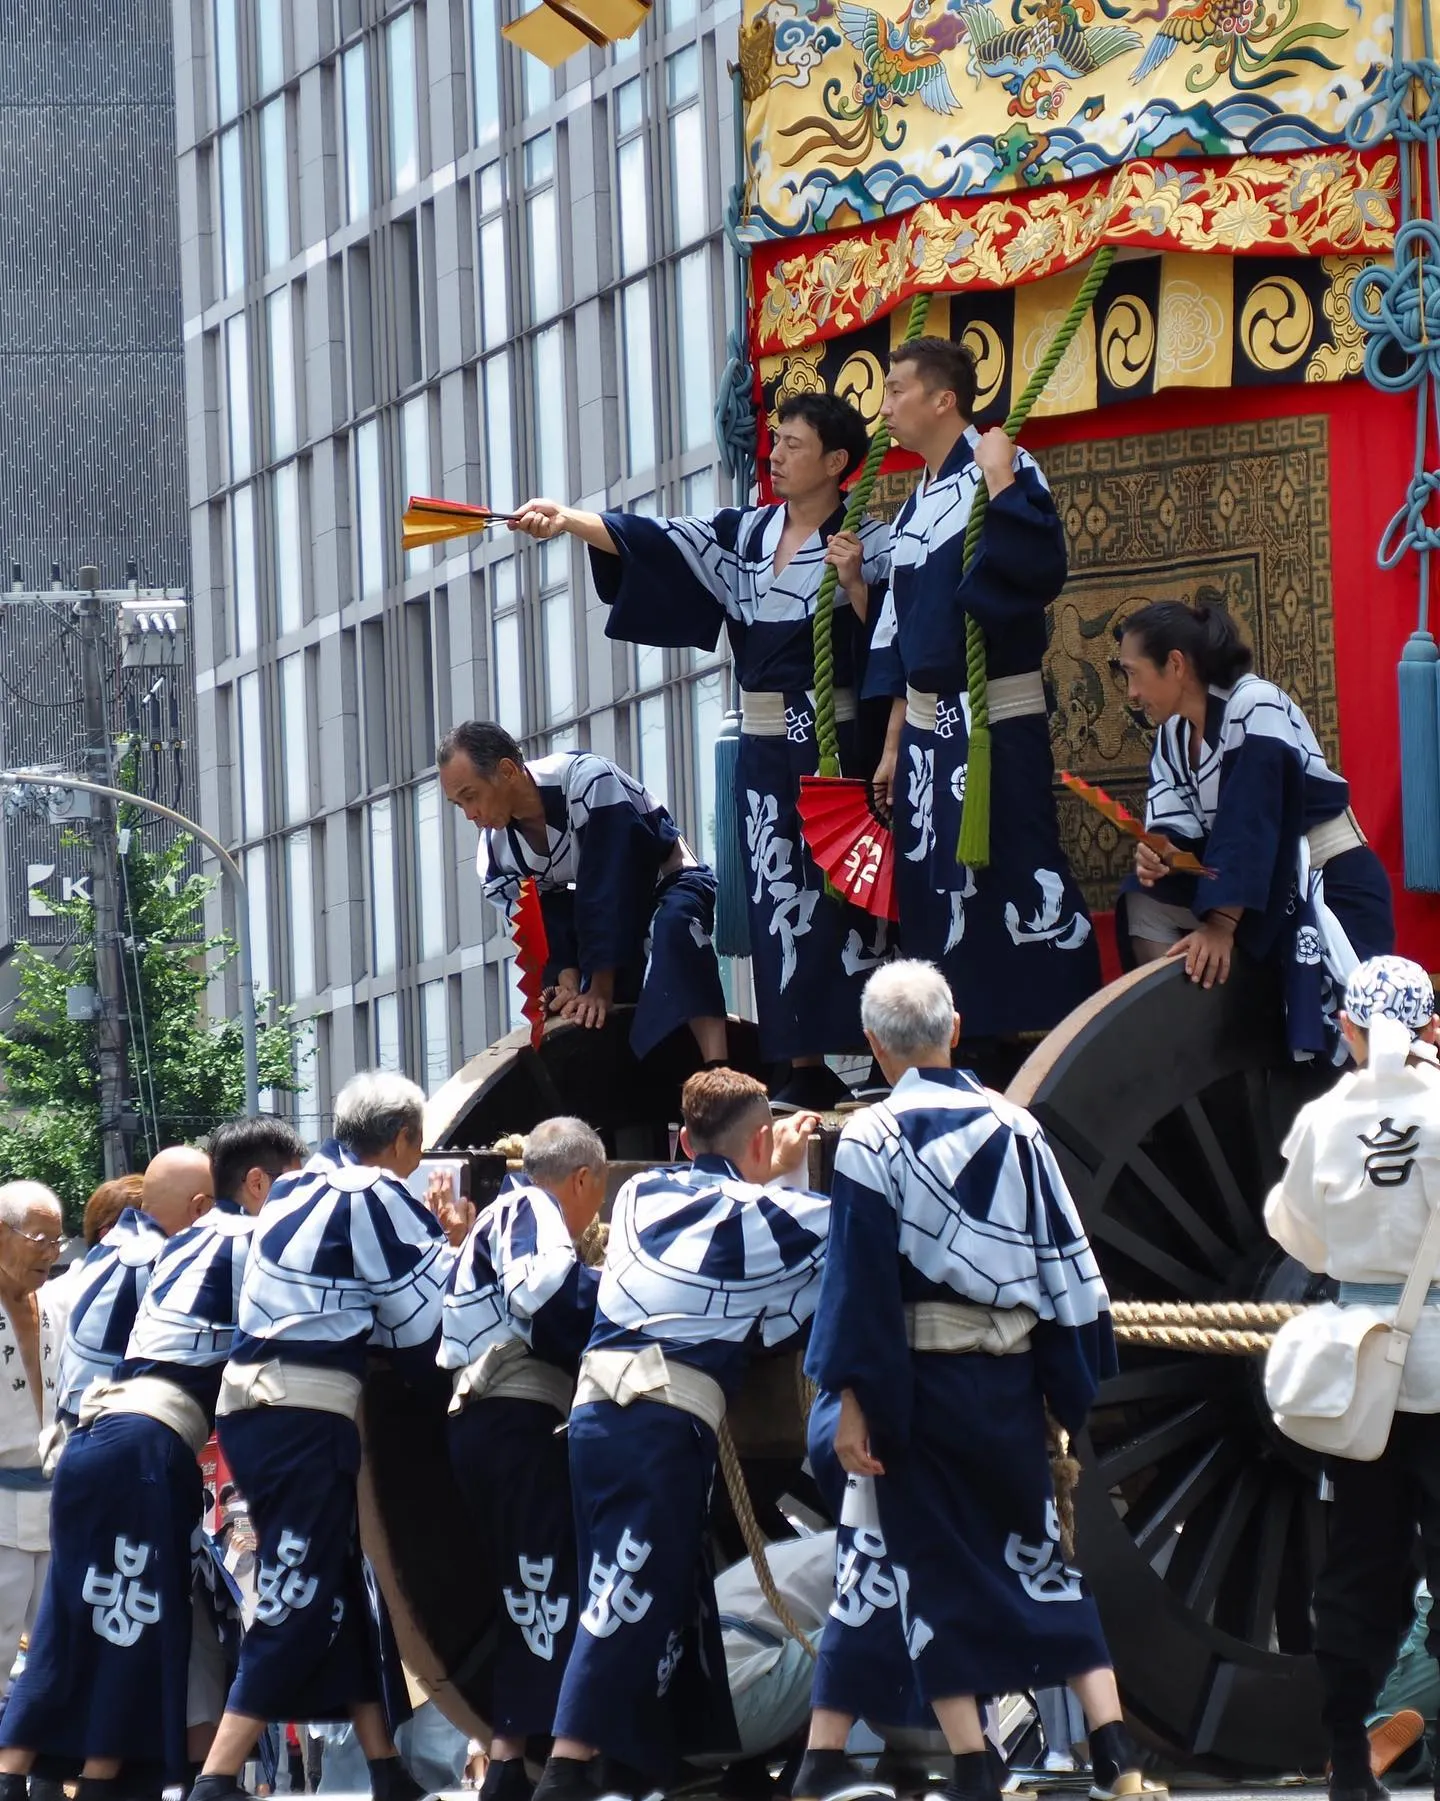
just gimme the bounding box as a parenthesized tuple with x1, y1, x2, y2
(192, 1073, 460, 1801)
(800, 962, 1149, 1801)
(441, 1117, 608, 1801)
(0, 1181, 68, 1706)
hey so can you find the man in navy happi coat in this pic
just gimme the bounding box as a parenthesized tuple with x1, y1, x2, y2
(799, 962, 1154, 1801)
(439, 722, 728, 1065)
(441, 1117, 608, 1801)
(189, 1074, 457, 1801)
(510, 394, 891, 1106)
(54, 1145, 215, 1424)
(529, 1071, 826, 1801)
(0, 1119, 305, 1801)
(865, 339, 1098, 1073)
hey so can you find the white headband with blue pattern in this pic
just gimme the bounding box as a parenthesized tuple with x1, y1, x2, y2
(1343, 955, 1436, 1037)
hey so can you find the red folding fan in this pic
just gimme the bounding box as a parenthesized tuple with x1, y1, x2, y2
(401, 495, 520, 553)
(797, 776, 899, 922)
(1059, 771, 1215, 876)
(511, 877, 550, 1048)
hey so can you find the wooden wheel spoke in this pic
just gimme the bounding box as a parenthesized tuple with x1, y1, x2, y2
(1181, 1467, 1263, 1618)
(1098, 1358, 1229, 1409)
(1245, 1481, 1295, 1646)
(1121, 1145, 1234, 1278)
(1092, 1214, 1216, 1299)
(1180, 1096, 1264, 1249)
(1097, 1397, 1226, 1487)
(1128, 1436, 1245, 1554)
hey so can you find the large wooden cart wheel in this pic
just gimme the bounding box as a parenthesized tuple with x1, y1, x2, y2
(1009, 955, 1346, 1775)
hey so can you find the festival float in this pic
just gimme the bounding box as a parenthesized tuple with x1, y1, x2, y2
(371, 0, 1440, 1776)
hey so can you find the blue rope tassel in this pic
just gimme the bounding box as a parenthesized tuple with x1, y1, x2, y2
(1348, 0, 1440, 890)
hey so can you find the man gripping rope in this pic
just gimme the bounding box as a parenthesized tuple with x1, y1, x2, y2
(441, 1119, 608, 1801)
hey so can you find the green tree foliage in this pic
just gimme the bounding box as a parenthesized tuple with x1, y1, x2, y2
(0, 823, 303, 1229)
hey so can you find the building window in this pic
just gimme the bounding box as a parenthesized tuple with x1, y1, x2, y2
(493, 607, 523, 737)
(533, 327, 566, 497)
(374, 991, 401, 1070)
(219, 126, 245, 297)
(693, 670, 724, 866)
(471, 0, 500, 147)
(257, 0, 285, 93)
(287, 831, 316, 997)
(483, 354, 514, 515)
(478, 198, 508, 350)
(683, 467, 716, 515)
(388, 9, 419, 195)
(274, 463, 303, 634)
(421, 980, 450, 1093)
(636, 640, 663, 688)
(415, 780, 446, 960)
(238, 671, 264, 837)
(677, 249, 712, 454)
(244, 844, 270, 994)
(616, 136, 648, 279)
(638, 694, 668, 806)
(226, 312, 251, 479)
(292, 1016, 320, 1141)
(260, 98, 289, 273)
(280, 653, 309, 824)
(215, 0, 240, 123)
(524, 134, 558, 321)
(369, 796, 398, 976)
(401, 394, 429, 574)
(620, 281, 654, 475)
(523, 46, 550, 117)
(393, 216, 424, 389)
(668, 49, 705, 246)
(667, 0, 697, 24)
(268, 289, 296, 458)
(348, 245, 375, 412)
(543, 591, 575, 722)
(355, 419, 384, 599)
(232, 485, 258, 654)
(343, 43, 370, 222)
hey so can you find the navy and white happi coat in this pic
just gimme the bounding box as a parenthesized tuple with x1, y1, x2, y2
(0, 1200, 260, 1781)
(806, 1068, 1116, 1699)
(479, 751, 726, 1061)
(865, 430, 1099, 1037)
(591, 507, 894, 1059)
(1124, 675, 1394, 1060)
(219, 1144, 452, 1723)
(55, 1207, 170, 1421)
(440, 1185, 599, 1736)
(553, 1158, 829, 1777)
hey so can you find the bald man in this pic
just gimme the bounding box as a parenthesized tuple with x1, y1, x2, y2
(55, 1146, 213, 1424)
(0, 1182, 69, 1703)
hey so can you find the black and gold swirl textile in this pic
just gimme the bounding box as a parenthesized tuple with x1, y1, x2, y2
(760, 254, 1373, 434)
(866, 417, 1337, 914)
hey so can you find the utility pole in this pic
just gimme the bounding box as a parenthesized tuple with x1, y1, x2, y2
(75, 564, 130, 1178)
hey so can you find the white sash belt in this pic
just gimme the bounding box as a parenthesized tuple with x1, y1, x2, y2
(1306, 807, 1366, 869)
(741, 688, 856, 737)
(215, 1360, 363, 1421)
(80, 1375, 210, 1457)
(904, 1300, 1037, 1356)
(574, 1345, 726, 1433)
(449, 1340, 573, 1417)
(904, 671, 1046, 732)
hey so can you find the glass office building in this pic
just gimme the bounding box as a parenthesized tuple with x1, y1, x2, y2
(176, 0, 743, 1125)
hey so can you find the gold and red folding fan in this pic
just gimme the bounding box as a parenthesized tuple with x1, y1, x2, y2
(511, 877, 550, 1049)
(401, 495, 518, 554)
(797, 776, 899, 922)
(1059, 771, 1215, 876)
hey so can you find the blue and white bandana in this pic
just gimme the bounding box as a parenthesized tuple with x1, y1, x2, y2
(1344, 955, 1436, 1036)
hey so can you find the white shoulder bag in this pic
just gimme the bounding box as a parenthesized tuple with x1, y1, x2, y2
(1266, 1167, 1440, 1462)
